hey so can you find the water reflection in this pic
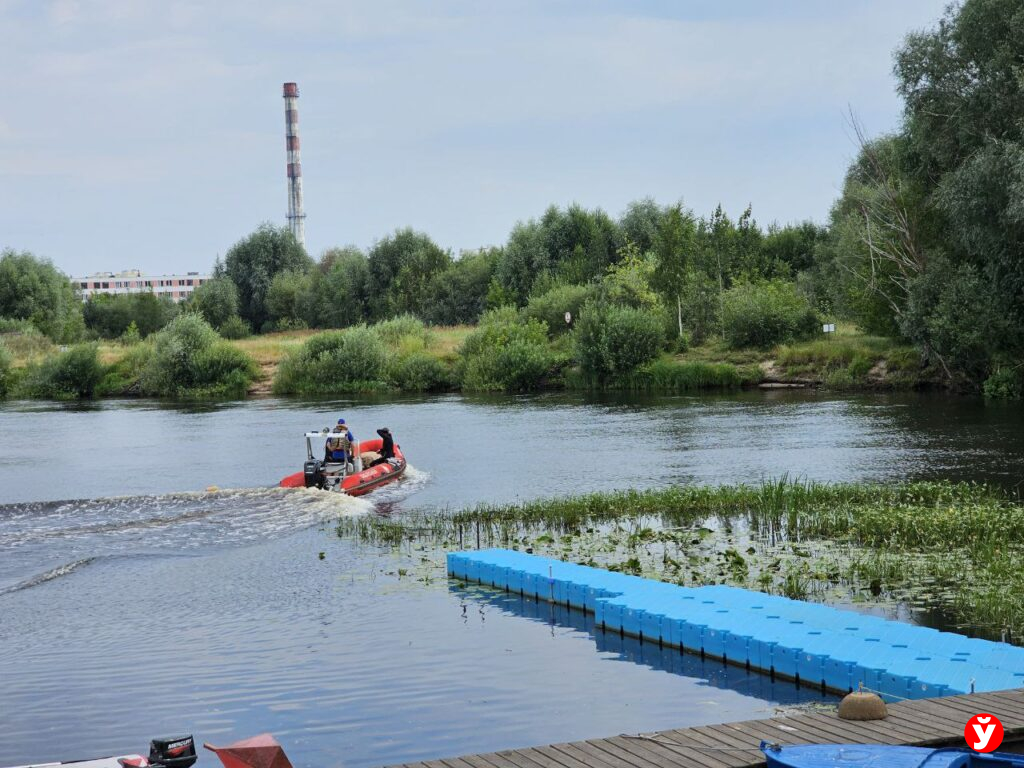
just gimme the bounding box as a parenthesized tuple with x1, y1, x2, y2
(457, 584, 835, 707)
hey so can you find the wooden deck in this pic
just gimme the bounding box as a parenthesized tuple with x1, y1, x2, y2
(386, 689, 1024, 768)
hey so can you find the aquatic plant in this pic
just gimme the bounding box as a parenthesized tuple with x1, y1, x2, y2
(337, 479, 1024, 640)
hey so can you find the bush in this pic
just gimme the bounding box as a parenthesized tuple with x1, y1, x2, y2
(388, 352, 452, 391)
(721, 280, 819, 349)
(0, 342, 11, 397)
(17, 344, 104, 399)
(459, 308, 554, 391)
(121, 321, 142, 345)
(273, 326, 390, 394)
(573, 303, 665, 385)
(523, 283, 595, 335)
(983, 366, 1024, 399)
(96, 343, 153, 396)
(189, 277, 240, 329)
(373, 314, 429, 345)
(218, 315, 252, 339)
(139, 313, 257, 398)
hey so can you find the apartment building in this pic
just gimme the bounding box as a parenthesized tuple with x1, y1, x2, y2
(74, 270, 211, 302)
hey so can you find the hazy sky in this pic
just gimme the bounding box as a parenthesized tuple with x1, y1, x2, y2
(1, 0, 949, 277)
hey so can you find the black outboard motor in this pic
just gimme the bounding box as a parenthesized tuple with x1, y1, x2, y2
(303, 459, 324, 489)
(149, 736, 198, 768)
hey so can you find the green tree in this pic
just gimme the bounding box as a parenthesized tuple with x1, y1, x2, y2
(83, 293, 178, 338)
(423, 248, 499, 325)
(651, 203, 697, 338)
(619, 198, 665, 254)
(0, 249, 84, 342)
(188, 277, 239, 329)
(301, 247, 370, 328)
(365, 228, 451, 320)
(222, 224, 311, 331)
(267, 270, 312, 328)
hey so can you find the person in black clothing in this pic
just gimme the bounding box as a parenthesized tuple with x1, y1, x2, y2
(369, 427, 395, 467)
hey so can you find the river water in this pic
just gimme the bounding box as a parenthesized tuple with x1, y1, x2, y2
(1, 391, 1022, 768)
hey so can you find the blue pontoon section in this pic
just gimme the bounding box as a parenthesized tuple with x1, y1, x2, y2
(447, 549, 1024, 700)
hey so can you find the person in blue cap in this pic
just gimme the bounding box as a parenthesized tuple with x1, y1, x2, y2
(325, 418, 355, 464)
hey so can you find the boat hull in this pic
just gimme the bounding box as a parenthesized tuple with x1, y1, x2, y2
(763, 744, 1024, 768)
(279, 437, 406, 496)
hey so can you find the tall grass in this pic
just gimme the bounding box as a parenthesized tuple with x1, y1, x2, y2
(0, 340, 13, 396)
(338, 479, 1024, 639)
(613, 357, 757, 391)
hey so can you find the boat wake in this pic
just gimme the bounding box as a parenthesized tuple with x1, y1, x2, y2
(0, 556, 99, 596)
(0, 486, 374, 595)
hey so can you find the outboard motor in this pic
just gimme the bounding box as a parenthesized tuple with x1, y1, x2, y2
(149, 736, 198, 768)
(303, 459, 324, 489)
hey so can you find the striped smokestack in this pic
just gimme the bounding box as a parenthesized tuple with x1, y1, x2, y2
(283, 82, 306, 247)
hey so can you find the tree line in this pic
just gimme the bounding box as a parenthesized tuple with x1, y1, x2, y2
(1, 0, 1021, 396)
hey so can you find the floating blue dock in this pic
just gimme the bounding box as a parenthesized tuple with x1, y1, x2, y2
(447, 548, 1024, 701)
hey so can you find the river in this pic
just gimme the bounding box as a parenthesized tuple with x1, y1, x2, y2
(1, 391, 1022, 768)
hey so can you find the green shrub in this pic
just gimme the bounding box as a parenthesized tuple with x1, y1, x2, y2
(17, 344, 104, 399)
(0, 317, 37, 334)
(217, 315, 252, 339)
(139, 313, 257, 398)
(373, 314, 430, 345)
(983, 366, 1024, 399)
(721, 280, 819, 349)
(0, 342, 11, 397)
(121, 321, 142, 345)
(573, 303, 665, 385)
(459, 308, 554, 391)
(523, 283, 595, 335)
(273, 326, 390, 394)
(96, 343, 153, 396)
(388, 352, 452, 391)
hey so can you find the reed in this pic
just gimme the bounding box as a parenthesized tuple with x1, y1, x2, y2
(338, 479, 1024, 639)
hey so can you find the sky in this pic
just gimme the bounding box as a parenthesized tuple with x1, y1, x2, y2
(0, 0, 950, 277)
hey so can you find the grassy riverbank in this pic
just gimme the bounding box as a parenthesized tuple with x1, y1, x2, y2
(0, 319, 935, 399)
(337, 479, 1024, 641)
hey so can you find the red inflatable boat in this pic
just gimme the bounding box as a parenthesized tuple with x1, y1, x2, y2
(279, 433, 406, 497)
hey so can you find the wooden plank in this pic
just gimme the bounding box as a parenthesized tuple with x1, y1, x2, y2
(508, 749, 571, 768)
(611, 734, 731, 768)
(630, 731, 758, 768)
(962, 693, 1024, 720)
(792, 713, 907, 745)
(441, 758, 487, 768)
(548, 742, 622, 768)
(474, 753, 536, 768)
(665, 724, 758, 750)
(561, 740, 640, 768)
(526, 746, 590, 768)
(884, 709, 972, 739)
(488, 750, 550, 768)
(599, 736, 699, 768)
(584, 739, 663, 768)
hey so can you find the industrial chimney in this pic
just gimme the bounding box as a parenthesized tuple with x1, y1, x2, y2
(282, 82, 306, 247)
